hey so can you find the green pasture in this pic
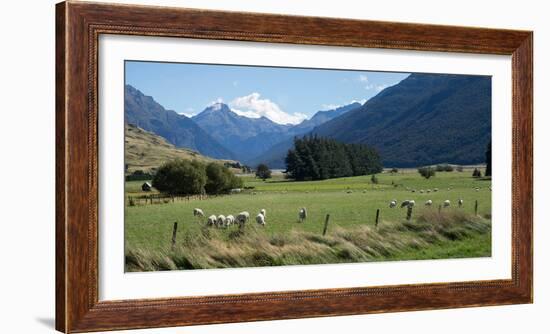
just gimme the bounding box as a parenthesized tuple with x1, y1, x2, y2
(125, 170, 491, 254)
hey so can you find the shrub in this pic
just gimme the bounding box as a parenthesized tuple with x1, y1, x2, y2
(436, 164, 454, 172)
(125, 169, 153, 181)
(485, 141, 492, 177)
(205, 162, 243, 194)
(371, 174, 379, 184)
(472, 168, 482, 178)
(390, 168, 399, 174)
(152, 159, 206, 195)
(418, 166, 436, 179)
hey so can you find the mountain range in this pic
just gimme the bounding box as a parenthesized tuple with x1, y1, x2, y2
(192, 101, 361, 163)
(124, 85, 235, 159)
(192, 103, 292, 162)
(312, 73, 491, 167)
(125, 72, 491, 169)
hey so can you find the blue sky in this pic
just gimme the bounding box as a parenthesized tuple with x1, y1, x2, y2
(125, 61, 410, 125)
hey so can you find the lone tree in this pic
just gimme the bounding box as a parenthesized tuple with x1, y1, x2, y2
(485, 141, 492, 177)
(371, 174, 379, 184)
(418, 166, 436, 179)
(255, 163, 272, 180)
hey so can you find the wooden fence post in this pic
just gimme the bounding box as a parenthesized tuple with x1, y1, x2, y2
(406, 206, 413, 221)
(322, 214, 331, 236)
(171, 222, 178, 250)
(475, 200, 478, 216)
(375, 209, 380, 227)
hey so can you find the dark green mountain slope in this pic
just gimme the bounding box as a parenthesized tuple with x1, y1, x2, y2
(313, 73, 491, 167)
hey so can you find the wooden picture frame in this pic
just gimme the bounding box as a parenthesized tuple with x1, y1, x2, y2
(56, 1, 533, 332)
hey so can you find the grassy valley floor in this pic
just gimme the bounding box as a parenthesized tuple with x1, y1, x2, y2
(125, 169, 491, 271)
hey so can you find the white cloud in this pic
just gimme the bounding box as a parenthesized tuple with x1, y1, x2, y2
(365, 84, 388, 92)
(321, 104, 341, 110)
(229, 92, 307, 125)
(178, 107, 196, 118)
(321, 99, 367, 111)
(351, 98, 368, 105)
(231, 108, 261, 119)
(358, 74, 369, 82)
(209, 97, 224, 105)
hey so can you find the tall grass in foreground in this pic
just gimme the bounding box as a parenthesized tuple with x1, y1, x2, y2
(125, 209, 491, 272)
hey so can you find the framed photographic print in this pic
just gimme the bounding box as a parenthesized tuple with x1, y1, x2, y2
(56, 1, 533, 332)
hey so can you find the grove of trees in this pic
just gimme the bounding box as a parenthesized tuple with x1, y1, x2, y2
(152, 159, 243, 195)
(285, 136, 382, 181)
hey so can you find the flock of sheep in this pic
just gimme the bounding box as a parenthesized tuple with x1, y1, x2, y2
(192, 207, 309, 229)
(389, 198, 464, 209)
(189, 184, 486, 228)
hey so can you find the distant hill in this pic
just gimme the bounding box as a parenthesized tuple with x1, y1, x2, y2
(192, 103, 292, 162)
(249, 103, 362, 168)
(124, 85, 236, 160)
(125, 124, 232, 174)
(311, 73, 492, 167)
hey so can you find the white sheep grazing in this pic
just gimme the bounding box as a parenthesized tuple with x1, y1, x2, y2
(193, 208, 204, 217)
(419, 189, 424, 194)
(298, 207, 307, 223)
(207, 215, 217, 226)
(260, 209, 266, 218)
(458, 199, 464, 208)
(256, 213, 266, 226)
(475, 187, 480, 192)
(443, 200, 451, 207)
(425, 200, 433, 206)
(426, 189, 431, 193)
(389, 200, 397, 208)
(433, 188, 438, 192)
(217, 215, 226, 228)
(408, 200, 415, 208)
(224, 215, 235, 227)
(236, 211, 250, 228)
